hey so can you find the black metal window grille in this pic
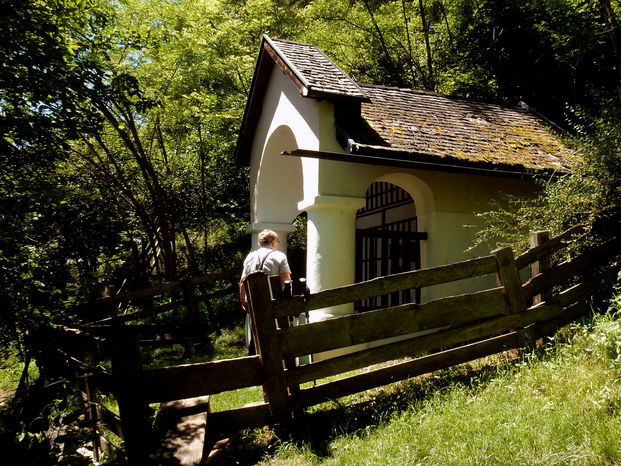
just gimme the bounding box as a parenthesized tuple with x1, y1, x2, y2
(355, 183, 426, 312)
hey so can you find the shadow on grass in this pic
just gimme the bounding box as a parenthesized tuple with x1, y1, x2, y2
(216, 352, 525, 464)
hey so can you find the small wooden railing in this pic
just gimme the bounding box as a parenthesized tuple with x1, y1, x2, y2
(34, 268, 240, 462)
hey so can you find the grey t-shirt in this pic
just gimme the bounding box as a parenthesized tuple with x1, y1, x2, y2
(242, 246, 291, 278)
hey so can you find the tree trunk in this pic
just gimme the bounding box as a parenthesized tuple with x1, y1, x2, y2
(600, 0, 621, 80)
(419, 0, 435, 90)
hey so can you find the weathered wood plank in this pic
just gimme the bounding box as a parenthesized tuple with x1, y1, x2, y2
(288, 333, 518, 411)
(96, 403, 124, 439)
(109, 330, 150, 462)
(57, 327, 106, 362)
(197, 284, 239, 301)
(522, 237, 621, 301)
(272, 256, 498, 319)
(515, 225, 586, 270)
(529, 231, 552, 305)
(207, 402, 273, 434)
(493, 246, 525, 314)
(87, 284, 238, 325)
(136, 324, 212, 343)
(278, 288, 506, 359)
(284, 297, 595, 386)
(74, 269, 238, 321)
(246, 272, 291, 423)
(113, 299, 186, 323)
(533, 265, 621, 310)
(86, 372, 114, 396)
(269, 275, 283, 299)
(140, 356, 264, 403)
(83, 322, 211, 341)
(531, 301, 591, 341)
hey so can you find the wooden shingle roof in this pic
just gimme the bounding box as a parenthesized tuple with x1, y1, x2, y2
(237, 36, 576, 175)
(268, 38, 369, 101)
(341, 85, 575, 172)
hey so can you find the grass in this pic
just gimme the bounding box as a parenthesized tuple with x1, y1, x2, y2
(217, 305, 621, 465)
(2, 295, 621, 465)
(318, 344, 621, 465)
(0, 346, 38, 407)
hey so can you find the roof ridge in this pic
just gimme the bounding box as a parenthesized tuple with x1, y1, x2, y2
(265, 35, 369, 101)
(270, 37, 315, 47)
(359, 83, 522, 107)
(358, 83, 442, 97)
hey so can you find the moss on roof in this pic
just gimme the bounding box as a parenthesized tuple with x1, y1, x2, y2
(349, 85, 577, 172)
(239, 36, 577, 173)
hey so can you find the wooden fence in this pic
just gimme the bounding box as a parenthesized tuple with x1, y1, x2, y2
(42, 226, 620, 463)
(35, 268, 240, 462)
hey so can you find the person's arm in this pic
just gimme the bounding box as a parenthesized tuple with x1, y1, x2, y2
(279, 272, 291, 288)
(239, 277, 249, 312)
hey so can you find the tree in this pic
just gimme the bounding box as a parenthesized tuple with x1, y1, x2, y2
(0, 0, 125, 345)
(301, 0, 446, 89)
(1, 0, 307, 346)
(74, 0, 302, 280)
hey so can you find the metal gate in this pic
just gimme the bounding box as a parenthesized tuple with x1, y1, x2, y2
(355, 222, 427, 312)
(355, 182, 427, 312)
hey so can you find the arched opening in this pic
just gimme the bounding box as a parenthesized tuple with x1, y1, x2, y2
(253, 125, 303, 233)
(355, 181, 427, 311)
(287, 211, 307, 291)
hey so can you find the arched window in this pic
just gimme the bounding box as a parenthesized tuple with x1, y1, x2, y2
(355, 182, 427, 311)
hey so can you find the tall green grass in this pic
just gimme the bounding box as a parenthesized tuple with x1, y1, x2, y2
(0, 347, 38, 406)
(221, 297, 621, 465)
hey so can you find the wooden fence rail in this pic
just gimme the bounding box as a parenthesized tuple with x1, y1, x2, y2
(42, 227, 620, 463)
(35, 268, 241, 462)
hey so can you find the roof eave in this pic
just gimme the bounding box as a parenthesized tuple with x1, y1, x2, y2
(234, 36, 273, 166)
(235, 35, 370, 165)
(284, 148, 564, 179)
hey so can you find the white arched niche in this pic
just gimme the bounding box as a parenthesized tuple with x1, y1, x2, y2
(250, 125, 304, 251)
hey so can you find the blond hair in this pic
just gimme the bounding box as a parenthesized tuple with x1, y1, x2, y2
(258, 229, 279, 246)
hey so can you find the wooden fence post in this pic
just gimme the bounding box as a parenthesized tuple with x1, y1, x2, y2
(493, 246, 537, 354)
(109, 328, 151, 462)
(530, 230, 552, 305)
(84, 376, 102, 463)
(493, 246, 525, 315)
(182, 279, 198, 356)
(182, 279, 199, 323)
(245, 272, 291, 424)
(271, 278, 303, 416)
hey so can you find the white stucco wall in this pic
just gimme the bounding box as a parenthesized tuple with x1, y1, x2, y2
(247, 68, 319, 250)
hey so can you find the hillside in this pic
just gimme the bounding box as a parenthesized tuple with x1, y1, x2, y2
(219, 285, 621, 465)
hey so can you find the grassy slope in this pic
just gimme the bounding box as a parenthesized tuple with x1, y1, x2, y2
(219, 295, 621, 465)
(2, 297, 620, 465)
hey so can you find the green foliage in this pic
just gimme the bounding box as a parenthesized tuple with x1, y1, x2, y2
(287, 214, 307, 251)
(2, 2, 621, 460)
(0, 354, 95, 465)
(300, 0, 621, 122)
(0, 0, 109, 166)
(2, 0, 620, 343)
(474, 100, 621, 252)
(442, 0, 616, 120)
(301, 0, 445, 89)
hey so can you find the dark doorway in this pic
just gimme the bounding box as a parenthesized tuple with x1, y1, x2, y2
(287, 212, 307, 295)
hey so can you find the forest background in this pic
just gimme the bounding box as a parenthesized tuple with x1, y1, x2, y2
(2, 0, 621, 388)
